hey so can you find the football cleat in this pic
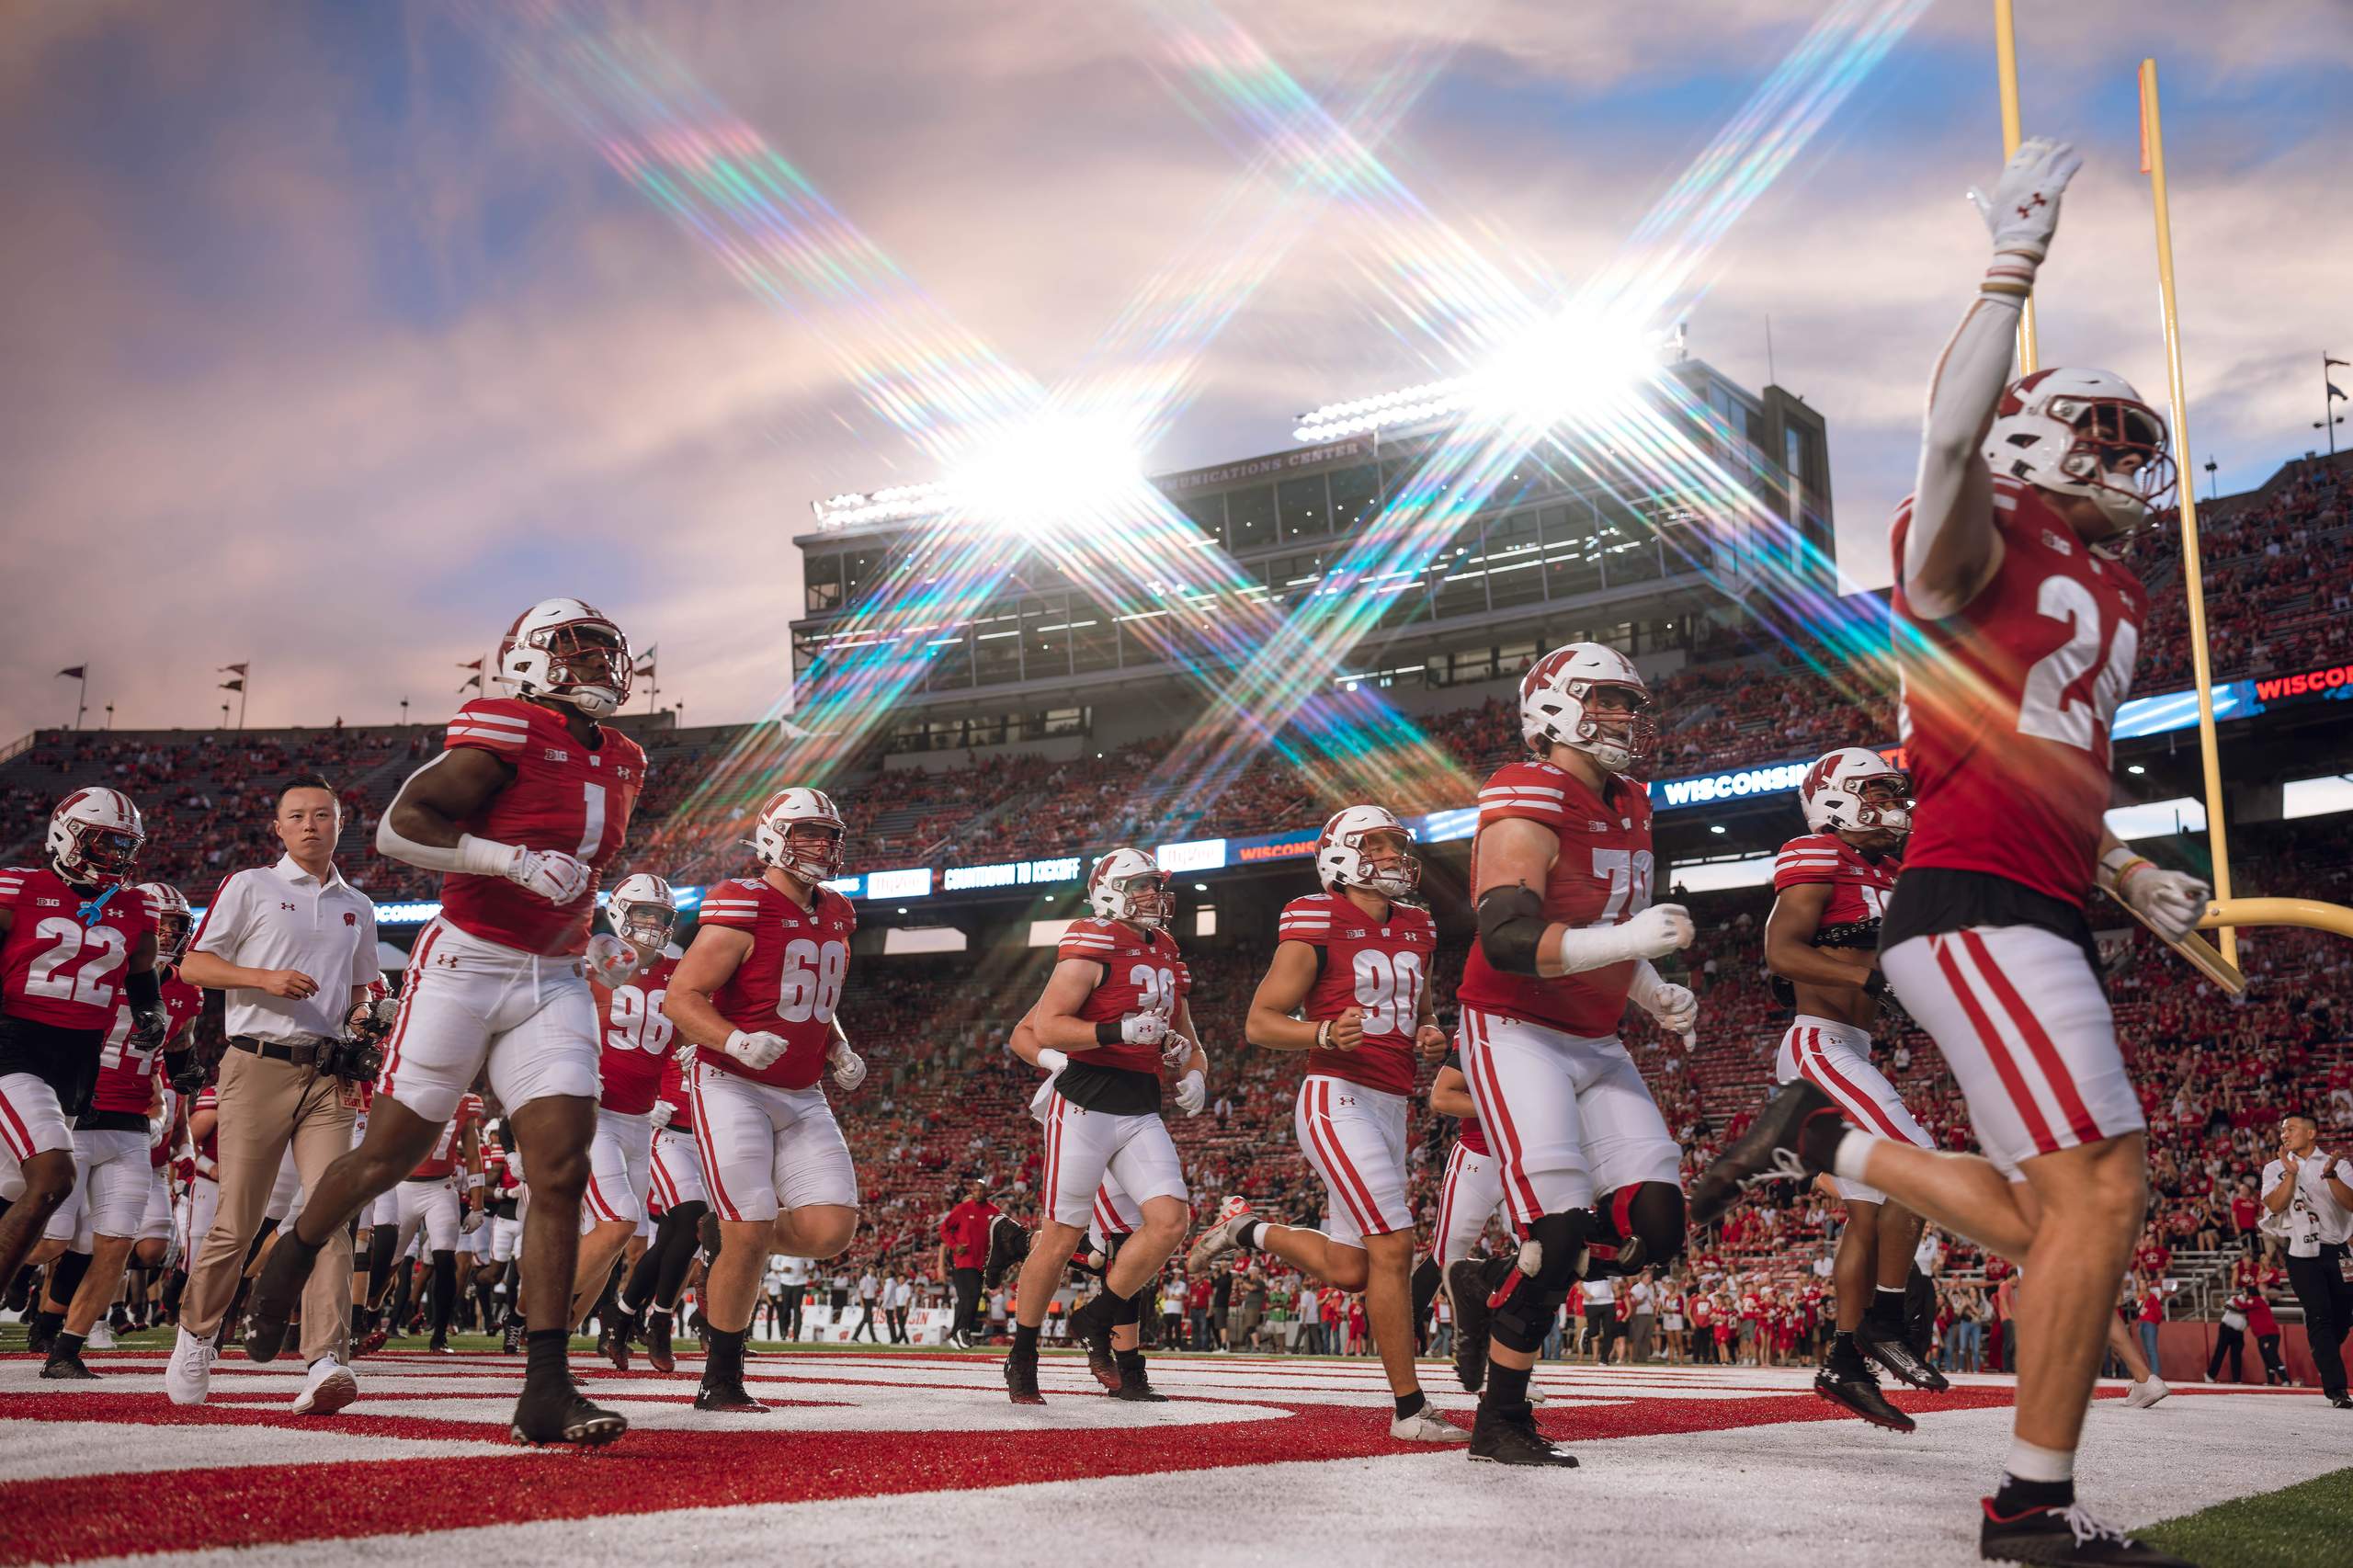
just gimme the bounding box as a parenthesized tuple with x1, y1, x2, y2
(1066, 1294, 1121, 1392)
(1858, 1320, 1949, 1392)
(354, 1324, 389, 1359)
(1185, 1197, 1255, 1276)
(598, 1320, 631, 1372)
(510, 1381, 630, 1446)
(1688, 1080, 1846, 1226)
(1467, 1402, 1578, 1467)
(40, 1354, 99, 1381)
(1446, 1257, 1505, 1392)
(1004, 1356, 1046, 1405)
(642, 1312, 676, 1374)
(1392, 1405, 1472, 1444)
(983, 1214, 1031, 1290)
(693, 1378, 772, 1415)
(24, 1321, 56, 1359)
(500, 1318, 525, 1355)
(1813, 1358, 1915, 1434)
(1979, 1502, 2194, 1565)
(427, 1333, 453, 1356)
(243, 1236, 322, 1364)
(1109, 1370, 1169, 1403)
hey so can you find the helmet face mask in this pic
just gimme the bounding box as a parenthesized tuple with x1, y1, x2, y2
(1087, 847, 1172, 930)
(1984, 369, 2177, 551)
(142, 881, 192, 962)
(1569, 681, 1658, 773)
(753, 790, 848, 887)
(606, 872, 678, 951)
(1801, 748, 1911, 840)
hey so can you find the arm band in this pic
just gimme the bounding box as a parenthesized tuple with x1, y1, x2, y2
(1095, 1019, 1121, 1047)
(127, 967, 162, 1009)
(1474, 885, 1549, 976)
(376, 812, 517, 877)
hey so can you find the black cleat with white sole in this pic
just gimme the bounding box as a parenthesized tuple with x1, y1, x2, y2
(509, 1381, 629, 1447)
(1688, 1080, 1847, 1226)
(1467, 1402, 1578, 1467)
(1979, 1501, 2195, 1564)
(1813, 1358, 1915, 1433)
(693, 1377, 772, 1415)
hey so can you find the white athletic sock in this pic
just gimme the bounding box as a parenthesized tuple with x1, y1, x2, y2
(1832, 1130, 1876, 1185)
(2004, 1438, 2075, 1483)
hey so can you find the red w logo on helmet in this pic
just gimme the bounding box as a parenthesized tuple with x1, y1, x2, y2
(1802, 754, 1843, 802)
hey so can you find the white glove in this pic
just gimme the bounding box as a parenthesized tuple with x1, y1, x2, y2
(1035, 1047, 1070, 1075)
(649, 1100, 675, 1131)
(1160, 1031, 1197, 1071)
(726, 1028, 790, 1072)
(1120, 1011, 1170, 1047)
(585, 932, 638, 988)
(504, 846, 592, 905)
(1176, 1069, 1207, 1117)
(1631, 965, 1699, 1036)
(1554, 903, 1692, 974)
(673, 1040, 699, 1075)
(2109, 854, 2211, 943)
(1967, 136, 2083, 261)
(829, 1041, 867, 1091)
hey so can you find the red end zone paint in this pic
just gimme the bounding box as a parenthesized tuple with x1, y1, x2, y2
(0, 1359, 2025, 1566)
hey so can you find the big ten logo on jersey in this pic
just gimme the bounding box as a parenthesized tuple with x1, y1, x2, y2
(778, 938, 847, 1025)
(2018, 574, 2138, 754)
(1589, 847, 1655, 926)
(21, 916, 130, 1009)
(1349, 949, 1426, 1035)
(604, 983, 675, 1055)
(1127, 961, 1176, 1015)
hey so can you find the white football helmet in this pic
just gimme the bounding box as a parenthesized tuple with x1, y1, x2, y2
(1800, 747, 1911, 837)
(1519, 642, 1656, 772)
(607, 871, 678, 949)
(1984, 368, 2177, 542)
(1087, 846, 1172, 930)
(752, 788, 847, 886)
(1316, 805, 1420, 899)
(495, 597, 631, 717)
(141, 881, 192, 962)
(49, 788, 145, 889)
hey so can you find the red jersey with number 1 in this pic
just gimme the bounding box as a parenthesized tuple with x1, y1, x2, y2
(695, 878, 857, 1091)
(436, 698, 646, 957)
(1056, 917, 1190, 1076)
(408, 1092, 483, 1180)
(1892, 477, 2144, 906)
(0, 869, 158, 1031)
(1455, 759, 1654, 1036)
(90, 971, 202, 1115)
(591, 955, 680, 1115)
(1771, 834, 1900, 923)
(1277, 891, 1434, 1096)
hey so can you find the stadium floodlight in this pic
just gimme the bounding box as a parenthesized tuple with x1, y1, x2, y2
(1291, 306, 1670, 444)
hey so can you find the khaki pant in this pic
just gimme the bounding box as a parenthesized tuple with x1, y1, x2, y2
(182, 1047, 358, 1365)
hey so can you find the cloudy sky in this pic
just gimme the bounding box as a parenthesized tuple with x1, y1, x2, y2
(5, 0, 2347, 742)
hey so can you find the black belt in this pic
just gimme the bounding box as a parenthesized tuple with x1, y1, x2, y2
(230, 1035, 327, 1066)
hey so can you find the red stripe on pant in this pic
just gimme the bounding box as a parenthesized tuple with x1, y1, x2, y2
(1928, 935, 2058, 1155)
(0, 1086, 38, 1161)
(1957, 929, 2104, 1146)
(1302, 1080, 1380, 1237)
(1461, 1011, 1544, 1225)
(1797, 1028, 1913, 1142)
(687, 1068, 742, 1222)
(377, 923, 444, 1095)
(1042, 1097, 1063, 1221)
(649, 1146, 679, 1209)
(584, 1173, 622, 1223)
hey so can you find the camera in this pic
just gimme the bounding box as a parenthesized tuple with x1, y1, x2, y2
(320, 992, 398, 1083)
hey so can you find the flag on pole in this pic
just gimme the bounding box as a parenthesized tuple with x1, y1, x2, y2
(56, 666, 85, 680)
(458, 672, 483, 694)
(459, 658, 483, 671)
(633, 643, 658, 676)
(218, 663, 249, 676)
(220, 679, 244, 693)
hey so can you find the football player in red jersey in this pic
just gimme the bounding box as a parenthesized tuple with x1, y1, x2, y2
(34, 882, 203, 1379)
(1002, 847, 1206, 1405)
(1449, 642, 1698, 1466)
(1190, 806, 1464, 1442)
(244, 598, 644, 1448)
(615, 1041, 707, 1370)
(0, 790, 165, 1290)
(568, 872, 681, 1366)
(663, 788, 867, 1413)
(1692, 142, 2206, 1567)
(1763, 748, 1945, 1429)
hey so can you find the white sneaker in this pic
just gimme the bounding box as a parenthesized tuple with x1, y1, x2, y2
(86, 1320, 117, 1350)
(1390, 1405, 1472, 1443)
(165, 1326, 217, 1406)
(2125, 1376, 2170, 1409)
(292, 1357, 359, 1415)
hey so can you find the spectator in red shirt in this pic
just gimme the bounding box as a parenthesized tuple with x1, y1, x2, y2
(2243, 1287, 2288, 1385)
(937, 1178, 1000, 1348)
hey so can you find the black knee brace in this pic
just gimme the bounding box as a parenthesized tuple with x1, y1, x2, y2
(1591, 1182, 1685, 1275)
(1491, 1210, 1590, 1354)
